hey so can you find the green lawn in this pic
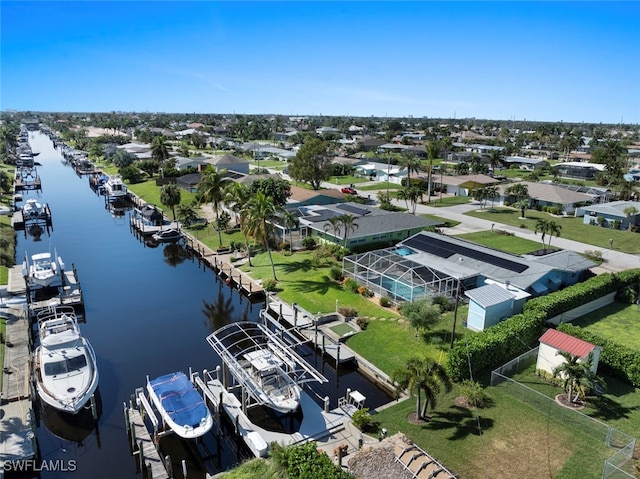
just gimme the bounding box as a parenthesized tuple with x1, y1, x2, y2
(373, 374, 628, 479)
(238, 251, 399, 320)
(570, 302, 640, 351)
(345, 305, 471, 375)
(328, 175, 368, 185)
(465, 207, 640, 253)
(454, 230, 556, 255)
(428, 195, 474, 207)
(249, 160, 285, 168)
(0, 214, 15, 283)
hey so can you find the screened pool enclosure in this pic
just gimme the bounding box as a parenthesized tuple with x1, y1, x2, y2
(342, 246, 462, 304)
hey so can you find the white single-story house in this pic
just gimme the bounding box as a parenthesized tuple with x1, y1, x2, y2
(436, 174, 499, 197)
(464, 279, 530, 331)
(577, 200, 640, 229)
(174, 156, 208, 171)
(497, 181, 594, 215)
(203, 154, 250, 175)
(536, 328, 601, 375)
(355, 162, 407, 184)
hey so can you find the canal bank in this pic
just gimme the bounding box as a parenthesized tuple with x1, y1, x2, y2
(1, 130, 399, 479)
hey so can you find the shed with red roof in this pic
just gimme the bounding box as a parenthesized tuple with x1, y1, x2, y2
(536, 328, 601, 375)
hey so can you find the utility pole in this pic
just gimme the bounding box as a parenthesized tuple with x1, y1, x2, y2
(450, 277, 462, 349)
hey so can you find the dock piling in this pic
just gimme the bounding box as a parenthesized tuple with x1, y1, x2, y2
(181, 460, 188, 479)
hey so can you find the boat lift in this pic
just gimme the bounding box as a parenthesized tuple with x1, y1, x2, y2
(206, 322, 327, 413)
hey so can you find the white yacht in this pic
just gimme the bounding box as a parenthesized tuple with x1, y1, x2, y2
(34, 307, 99, 414)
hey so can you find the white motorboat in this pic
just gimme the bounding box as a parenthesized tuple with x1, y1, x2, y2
(34, 307, 99, 414)
(103, 174, 128, 198)
(152, 228, 182, 243)
(241, 349, 302, 414)
(147, 371, 213, 439)
(22, 251, 64, 288)
(22, 198, 49, 219)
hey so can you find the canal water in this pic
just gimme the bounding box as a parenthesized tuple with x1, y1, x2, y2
(20, 132, 392, 479)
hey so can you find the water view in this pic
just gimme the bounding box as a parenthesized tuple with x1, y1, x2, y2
(21, 132, 392, 479)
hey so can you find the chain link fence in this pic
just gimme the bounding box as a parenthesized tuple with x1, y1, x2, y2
(491, 349, 636, 479)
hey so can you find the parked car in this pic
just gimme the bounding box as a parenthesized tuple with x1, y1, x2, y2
(341, 186, 357, 195)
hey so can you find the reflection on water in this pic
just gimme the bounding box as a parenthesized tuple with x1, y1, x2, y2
(25, 131, 392, 479)
(39, 390, 102, 446)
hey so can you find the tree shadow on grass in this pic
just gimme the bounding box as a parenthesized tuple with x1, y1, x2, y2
(422, 406, 495, 440)
(587, 394, 640, 422)
(280, 258, 316, 274)
(289, 279, 334, 296)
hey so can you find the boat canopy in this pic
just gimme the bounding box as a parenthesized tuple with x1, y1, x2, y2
(206, 322, 327, 408)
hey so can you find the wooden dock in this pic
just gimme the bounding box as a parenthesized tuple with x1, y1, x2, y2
(265, 300, 355, 364)
(1, 304, 32, 402)
(124, 405, 169, 479)
(7, 265, 26, 295)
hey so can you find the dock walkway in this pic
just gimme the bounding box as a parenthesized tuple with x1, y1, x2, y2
(0, 303, 38, 470)
(266, 299, 355, 364)
(125, 406, 169, 479)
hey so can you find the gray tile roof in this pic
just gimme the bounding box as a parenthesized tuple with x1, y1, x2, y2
(580, 200, 640, 217)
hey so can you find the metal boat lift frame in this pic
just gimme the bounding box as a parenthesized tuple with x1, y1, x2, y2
(206, 321, 327, 412)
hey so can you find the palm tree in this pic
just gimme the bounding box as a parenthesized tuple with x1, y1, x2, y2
(241, 192, 283, 280)
(488, 149, 504, 173)
(396, 188, 410, 210)
(324, 216, 342, 243)
(159, 183, 181, 220)
(484, 186, 499, 210)
(223, 182, 253, 263)
(398, 152, 423, 186)
(553, 351, 604, 404)
(535, 218, 550, 251)
(196, 167, 230, 246)
(176, 203, 198, 227)
(392, 357, 452, 420)
(337, 214, 358, 248)
(535, 218, 562, 252)
(405, 186, 422, 214)
(505, 183, 529, 218)
(151, 135, 170, 176)
(623, 206, 638, 231)
(281, 210, 300, 251)
(425, 141, 439, 203)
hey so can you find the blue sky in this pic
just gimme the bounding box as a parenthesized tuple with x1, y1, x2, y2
(2, 1, 638, 124)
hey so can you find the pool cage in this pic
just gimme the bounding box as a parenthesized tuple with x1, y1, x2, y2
(343, 247, 461, 304)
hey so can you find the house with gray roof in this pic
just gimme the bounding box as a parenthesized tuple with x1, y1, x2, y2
(343, 231, 596, 305)
(277, 202, 439, 250)
(497, 181, 594, 214)
(203, 154, 250, 174)
(503, 156, 550, 170)
(577, 200, 640, 230)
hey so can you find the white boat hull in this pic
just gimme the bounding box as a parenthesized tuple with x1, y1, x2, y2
(147, 372, 213, 439)
(35, 341, 99, 414)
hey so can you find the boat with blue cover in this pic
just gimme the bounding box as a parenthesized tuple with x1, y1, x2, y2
(146, 371, 213, 439)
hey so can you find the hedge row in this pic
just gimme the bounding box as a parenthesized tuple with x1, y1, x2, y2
(556, 323, 640, 387)
(446, 269, 640, 382)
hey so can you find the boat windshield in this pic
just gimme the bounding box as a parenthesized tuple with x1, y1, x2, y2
(44, 355, 88, 376)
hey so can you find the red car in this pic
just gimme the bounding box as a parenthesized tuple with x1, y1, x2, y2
(341, 186, 357, 195)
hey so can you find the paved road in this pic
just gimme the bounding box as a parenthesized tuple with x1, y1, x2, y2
(315, 179, 640, 274)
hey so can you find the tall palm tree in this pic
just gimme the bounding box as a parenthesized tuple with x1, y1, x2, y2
(484, 186, 499, 210)
(398, 152, 423, 186)
(281, 210, 300, 251)
(488, 149, 504, 173)
(151, 135, 170, 176)
(223, 181, 253, 263)
(425, 140, 440, 203)
(337, 214, 358, 247)
(505, 183, 529, 218)
(241, 192, 283, 280)
(159, 183, 181, 220)
(535, 218, 562, 252)
(392, 357, 452, 420)
(197, 167, 230, 246)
